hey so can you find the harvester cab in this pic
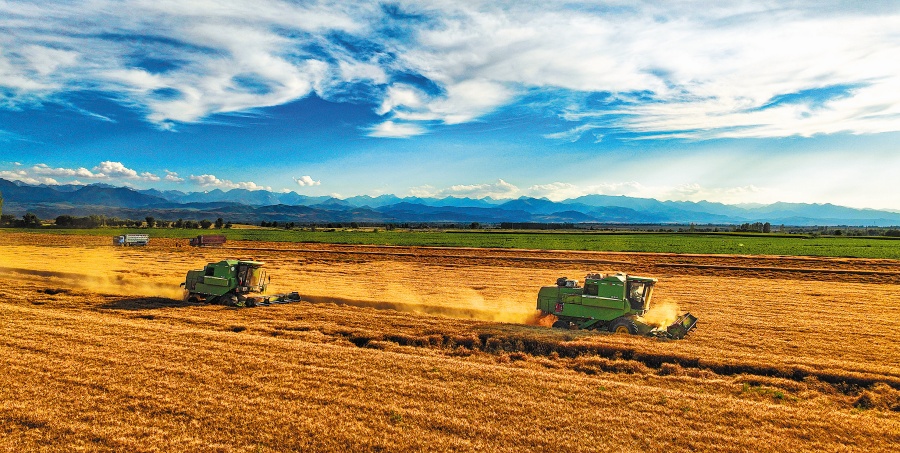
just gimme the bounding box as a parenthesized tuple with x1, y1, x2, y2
(181, 259, 300, 308)
(537, 272, 697, 339)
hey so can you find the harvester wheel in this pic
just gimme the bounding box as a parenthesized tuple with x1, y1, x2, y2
(223, 294, 245, 307)
(552, 320, 569, 329)
(609, 317, 638, 335)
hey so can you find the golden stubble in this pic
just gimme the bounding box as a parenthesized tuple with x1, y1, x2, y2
(1, 232, 899, 452)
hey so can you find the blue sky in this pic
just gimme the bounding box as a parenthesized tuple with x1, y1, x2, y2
(1, 1, 899, 209)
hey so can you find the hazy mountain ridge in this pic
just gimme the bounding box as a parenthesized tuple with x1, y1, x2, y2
(2, 179, 900, 226)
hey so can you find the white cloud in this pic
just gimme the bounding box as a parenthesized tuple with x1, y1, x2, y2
(367, 120, 426, 138)
(528, 181, 647, 201)
(294, 175, 321, 187)
(0, 1, 898, 139)
(383, 79, 514, 125)
(525, 180, 776, 204)
(0, 169, 59, 185)
(4, 162, 165, 185)
(164, 170, 184, 183)
(91, 161, 159, 181)
(140, 171, 160, 182)
(190, 173, 271, 191)
(410, 179, 521, 199)
(93, 161, 138, 178)
(26, 161, 161, 182)
(32, 163, 101, 178)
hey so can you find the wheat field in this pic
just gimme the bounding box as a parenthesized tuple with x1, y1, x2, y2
(1, 232, 898, 452)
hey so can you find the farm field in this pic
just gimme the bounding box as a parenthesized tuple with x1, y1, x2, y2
(27, 227, 900, 259)
(1, 231, 899, 452)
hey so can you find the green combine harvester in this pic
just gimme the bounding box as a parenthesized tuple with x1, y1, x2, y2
(537, 272, 697, 339)
(181, 259, 300, 307)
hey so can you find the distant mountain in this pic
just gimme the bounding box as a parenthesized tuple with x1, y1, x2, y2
(312, 197, 353, 210)
(2, 178, 900, 226)
(375, 202, 532, 223)
(499, 197, 562, 215)
(1, 178, 167, 207)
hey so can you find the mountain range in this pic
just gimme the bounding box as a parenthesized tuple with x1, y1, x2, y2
(2, 178, 899, 226)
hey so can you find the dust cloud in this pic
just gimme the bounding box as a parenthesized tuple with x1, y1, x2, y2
(298, 282, 549, 326)
(640, 300, 680, 328)
(71, 273, 183, 299)
(2, 245, 183, 300)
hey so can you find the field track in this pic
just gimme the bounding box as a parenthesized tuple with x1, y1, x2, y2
(1, 232, 898, 452)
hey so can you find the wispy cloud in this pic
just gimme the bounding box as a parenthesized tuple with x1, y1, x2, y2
(543, 124, 604, 142)
(409, 179, 521, 199)
(366, 120, 426, 138)
(1, 1, 898, 139)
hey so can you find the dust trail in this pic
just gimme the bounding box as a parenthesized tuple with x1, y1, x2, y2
(296, 281, 550, 325)
(5, 267, 183, 299)
(640, 300, 681, 328)
(525, 311, 558, 327)
(69, 273, 183, 299)
(1, 243, 184, 300)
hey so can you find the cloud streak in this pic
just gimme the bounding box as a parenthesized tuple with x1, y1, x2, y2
(0, 1, 898, 140)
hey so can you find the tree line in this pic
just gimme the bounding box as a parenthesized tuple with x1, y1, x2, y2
(0, 213, 232, 229)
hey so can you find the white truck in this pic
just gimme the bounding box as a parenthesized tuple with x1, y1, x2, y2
(112, 234, 150, 246)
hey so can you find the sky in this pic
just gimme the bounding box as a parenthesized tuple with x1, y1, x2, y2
(1, 0, 899, 209)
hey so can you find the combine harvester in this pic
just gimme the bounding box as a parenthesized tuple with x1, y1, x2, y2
(537, 272, 697, 339)
(181, 259, 301, 307)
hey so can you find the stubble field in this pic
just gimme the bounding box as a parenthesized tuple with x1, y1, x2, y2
(1, 231, 899, 452)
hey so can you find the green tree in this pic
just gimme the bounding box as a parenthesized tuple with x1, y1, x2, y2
(145, 216, 156, 228)
(200, 219, 213, 229)
(56, 215, 76, 227)
(215, 217, 224, 229)
(23, 212, 41, 228)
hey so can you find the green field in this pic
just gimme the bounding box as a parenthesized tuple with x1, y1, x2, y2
(6, 227, 900, 259)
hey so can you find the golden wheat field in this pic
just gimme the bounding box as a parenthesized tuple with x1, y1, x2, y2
(1, 231, 899, 452)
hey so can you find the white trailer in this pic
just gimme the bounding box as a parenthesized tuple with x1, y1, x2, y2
(113, 234, 150, 246)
